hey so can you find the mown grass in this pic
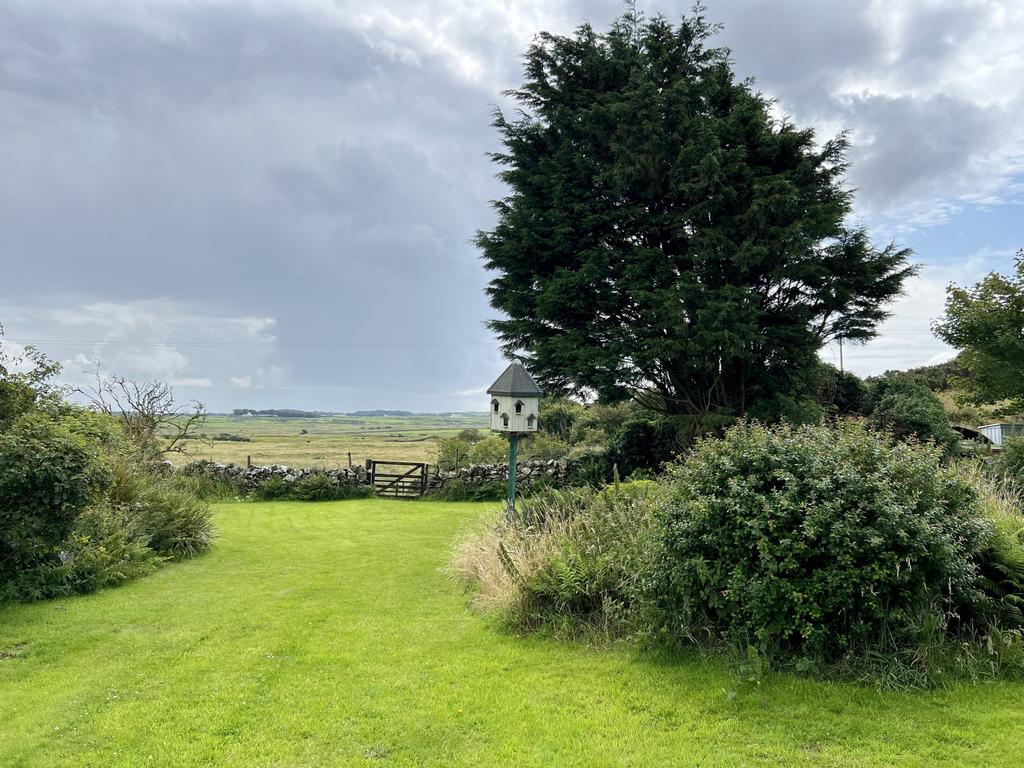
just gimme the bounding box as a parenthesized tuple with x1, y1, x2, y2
(1, 499, 1022, 766)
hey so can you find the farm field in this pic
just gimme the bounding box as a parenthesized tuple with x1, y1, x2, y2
(1, 499, 1022, 767)
(180, 412, 488, 468)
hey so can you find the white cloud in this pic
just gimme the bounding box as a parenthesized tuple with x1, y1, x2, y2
(230, 375, 253, 388)
(0, 298, 281, 403)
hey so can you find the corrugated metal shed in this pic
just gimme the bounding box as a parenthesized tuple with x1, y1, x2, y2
(977, 423, 1024, 447)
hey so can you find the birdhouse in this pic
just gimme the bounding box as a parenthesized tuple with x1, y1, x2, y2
(487, 362, 541, 433)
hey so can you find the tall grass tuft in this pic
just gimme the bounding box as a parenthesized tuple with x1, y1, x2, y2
(447, 482, 664, 640)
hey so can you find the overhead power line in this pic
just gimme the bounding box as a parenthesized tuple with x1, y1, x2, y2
(0, 338, 496, 350)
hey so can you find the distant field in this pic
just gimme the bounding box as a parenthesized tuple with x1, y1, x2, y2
(175, 413, 489, 468)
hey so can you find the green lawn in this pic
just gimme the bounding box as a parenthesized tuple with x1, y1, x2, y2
(1, 500, 1022, 767)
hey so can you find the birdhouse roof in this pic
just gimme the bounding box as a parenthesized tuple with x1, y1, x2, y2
(487, 362, 542, 397)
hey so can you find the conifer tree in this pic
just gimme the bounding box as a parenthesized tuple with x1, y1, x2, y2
(477, 8, 915, 423)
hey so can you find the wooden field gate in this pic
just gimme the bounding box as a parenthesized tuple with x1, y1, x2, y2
(368, 460, 428, 498)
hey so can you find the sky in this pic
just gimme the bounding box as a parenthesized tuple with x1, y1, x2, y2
(1, 0, 1022, 412)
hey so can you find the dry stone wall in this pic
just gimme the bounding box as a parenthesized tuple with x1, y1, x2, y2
(180, 457, 581, 495)
(180, 460, 365, 491)
(426, 458, 575, 493)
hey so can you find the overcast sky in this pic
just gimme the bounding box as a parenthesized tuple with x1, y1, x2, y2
(1, 0, 1022, 412)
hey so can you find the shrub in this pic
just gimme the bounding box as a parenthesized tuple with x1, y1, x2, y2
(607, 417, 679, 477)
(249, 473, 375, 502)
(538, 398, 587, 443)
(456, 428, 484, 444)
(995, 437, 1024, 480)
(18, 504, 161, 599)
(815, 364, 869, 416)
(288, 474, 375, 501)
(435, 437, 473, 470)
(867, 376, 958, 451)
(134, 482, 215, 559)
(747, 394, 825, 426)
(170, 473, 243, 501)
(522, 431, 569, 460)
(658, 421, 999, 664)
(566, 445, 613, 486)
(0, 379, 35, 430)
(430, 478, 507, 502)
(0, 414, 109, 588)
(469, 435, 508, 464)
(568, 402, 637, 445)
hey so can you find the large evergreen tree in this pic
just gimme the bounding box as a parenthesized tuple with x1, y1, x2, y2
(477, 9, 915, 423)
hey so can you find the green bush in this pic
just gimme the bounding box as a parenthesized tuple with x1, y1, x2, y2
(995, 437, 1024, 480)
(250, 475, 291, 501)
(0, 379, 35, 430)
(658, 421, 999, 664)
(17, 504, 161, 600)
(435, 437, 473, 470)
(867, 376, 958, 451)
(522, 431, 569, 460)
(430, 478, 507, 502)
(747, 394, 826, 426)
(469, 435, 508, 464)
(456, 428, 484, 444)
(539, 398, 587, 442)
(817, 365, 869, 416)
(170, 472, 242, 501)
(249, 473, 375, 502)
(566, 445, 613, 486)
(0, 414, 109, 589)
(607, 417, 679, 477)
(134, 483, 214, 560)
(289, 474, 376, 501)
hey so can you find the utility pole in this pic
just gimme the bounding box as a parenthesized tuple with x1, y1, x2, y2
(839, 338, 844, 374)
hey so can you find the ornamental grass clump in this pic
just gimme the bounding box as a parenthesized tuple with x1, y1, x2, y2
(658, 420, 1024, 674)
(448, 482, 664, 638)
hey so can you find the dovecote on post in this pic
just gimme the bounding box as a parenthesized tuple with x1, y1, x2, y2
(486, 362, 541, 433)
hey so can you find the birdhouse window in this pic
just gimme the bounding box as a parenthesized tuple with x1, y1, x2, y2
(527, 414, 536, 427)
(501, 413, 509, 427)
(492, 399, 500, 413)
(515, 400, 524, 414)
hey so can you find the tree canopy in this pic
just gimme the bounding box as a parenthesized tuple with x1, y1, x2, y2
(477, 9, 915, 422)
(933, 250, 1024, 412)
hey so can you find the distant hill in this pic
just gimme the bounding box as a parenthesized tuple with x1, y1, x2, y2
(231, 408, 331, 418)
(346, 410, 413, 417)
(219, 409, 486, 418)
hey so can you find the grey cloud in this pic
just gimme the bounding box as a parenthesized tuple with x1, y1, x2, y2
(840, 93, 1006, 213)
(0, 0, 1021, 409)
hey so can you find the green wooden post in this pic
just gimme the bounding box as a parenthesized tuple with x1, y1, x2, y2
(506, 433, 519, 520)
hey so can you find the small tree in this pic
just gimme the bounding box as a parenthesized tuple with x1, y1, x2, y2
(934, 250, 1024, 411)
(435, 437, 472, 471)
(77, 364, 206, 461)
